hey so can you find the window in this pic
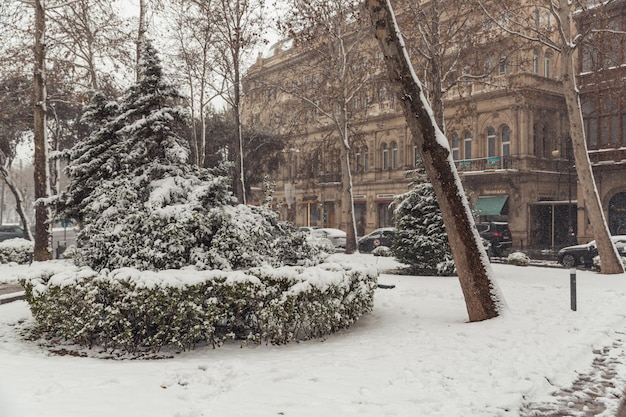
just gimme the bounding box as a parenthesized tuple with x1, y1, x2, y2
(382, 143, 389, 170)
(499, 53, 509, 75)
(501, 125, 511, 158)
(464, 131, 472, 160)
(534, 7, 541, 28)
(391, 141, 398, 169)
(485, 55, 495, 73)
(451, 132, 460, 161)
(364, 146, 369, 171)
(487, 127, 497, 157)
(533, 48, 540, 74)
(582, 99, 598, 149)
(544, 51, 552, 78)
(355, 148, 361, 173)
(413, 145, 420, 166)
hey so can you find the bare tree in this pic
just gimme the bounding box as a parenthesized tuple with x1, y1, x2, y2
(276, 0, 378, 253)
(167, 0, 225, 167)
(46, 0, 135, 91)
(32, 0, 53, 261)
(0, 76, 34, 240)
(396, 0, 516, 131)
(212, 0, 266, 204)
(366, 0, 505, 322)
(475, 0, 624, 274)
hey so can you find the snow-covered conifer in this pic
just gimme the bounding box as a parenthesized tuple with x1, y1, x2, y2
(56, 91, 120, 223)
(391, 164, 455, 276)
(115, 40, 190, 180)
(66, 41, 328, 272)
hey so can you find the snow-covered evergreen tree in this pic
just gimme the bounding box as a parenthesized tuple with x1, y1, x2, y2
(56, 91, 120, 223)
(391, 165, 455, 276)
(115, 40, 190, 180)
(62, 41, 329, 272)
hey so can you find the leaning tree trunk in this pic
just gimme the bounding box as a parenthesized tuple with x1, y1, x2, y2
(33, 0, 52, 261)
(0, 168, 33, 241)
(557, 0, 623, 274)
(366, 0, 505, 322)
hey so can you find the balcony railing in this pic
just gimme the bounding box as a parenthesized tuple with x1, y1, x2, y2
(588, 148, 626, 164)
(455, 156, 515, 171)
(318, 172, 341, 184)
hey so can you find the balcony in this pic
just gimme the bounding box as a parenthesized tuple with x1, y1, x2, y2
(455, 156, 518, 172)
(588, 148, 626, 165)
(318, 172, 341, 184)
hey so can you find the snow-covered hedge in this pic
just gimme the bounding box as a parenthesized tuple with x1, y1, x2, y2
(507, 251, 530, 266)
(20, 261, 378, 353)
(0, 238, 34, 264)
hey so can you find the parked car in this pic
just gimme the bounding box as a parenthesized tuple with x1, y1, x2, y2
(476, 222, 512, 256)
(311, 228, 346, 249)
(0, 225, 26, 242)
(358, 227, 395, 253)
(557, 235, 626, 268)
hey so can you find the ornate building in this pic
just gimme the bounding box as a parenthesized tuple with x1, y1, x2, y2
(241, 1, 625, 251)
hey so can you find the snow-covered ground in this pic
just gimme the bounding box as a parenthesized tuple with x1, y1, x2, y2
(1, 254, 626, 417)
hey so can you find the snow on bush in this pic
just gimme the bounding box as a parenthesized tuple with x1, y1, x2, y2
(372, 245, 392, 257)
(592, 255, 626, 271)
(38, 41, 371, 354)
(506, 251, 530, 266)
(0, 238, 33, 264)
(20, 261, 378, 353)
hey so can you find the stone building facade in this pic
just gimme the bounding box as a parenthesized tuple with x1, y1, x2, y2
(241, 2, 625, 251)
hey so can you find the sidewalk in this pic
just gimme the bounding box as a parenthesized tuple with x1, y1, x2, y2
(0, 283, 25, 304)
(520, 333, 626, 416)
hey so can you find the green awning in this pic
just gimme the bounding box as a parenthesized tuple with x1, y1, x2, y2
(473, 195, 509, 216)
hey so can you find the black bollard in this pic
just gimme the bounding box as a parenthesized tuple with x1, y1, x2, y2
(570, 268, 577, 311)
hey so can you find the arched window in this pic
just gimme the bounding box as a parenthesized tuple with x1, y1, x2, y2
(464, 131, 472, 159)
(487, 127, 497, 157)
(355, 147, 362, 173)
(533, 48, 540, 74)
(382, 143, 389, 170)
(544, 51, 552, 78)
(451, 132, 460, 161)
(391, 141, 398, 169)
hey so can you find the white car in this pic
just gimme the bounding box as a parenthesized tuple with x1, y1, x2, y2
(311, 228, 346, 249)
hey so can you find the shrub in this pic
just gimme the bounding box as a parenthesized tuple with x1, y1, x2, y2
(391, 179, 455, 276)
(0, 238, 34, 264)
(20, 261, 378, 353)
(507, 251, 531, 266)
(592, 255, 626, 271)
(372, 245, 392, 257)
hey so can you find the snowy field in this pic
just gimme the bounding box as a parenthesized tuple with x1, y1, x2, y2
(1, 254, 626, 417)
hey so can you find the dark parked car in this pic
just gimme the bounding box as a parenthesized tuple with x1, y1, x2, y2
(358, 227, 395, 253)
(0, 225, 26, 242)
(476, 222, 512, 256)
(557, 235, 626, 268)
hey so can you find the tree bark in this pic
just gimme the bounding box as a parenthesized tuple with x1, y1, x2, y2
(556, 0, 623, 274)
(339, 107, 357, 254)
(366, 0, 504, 322)
(33, 0, 52, 261)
